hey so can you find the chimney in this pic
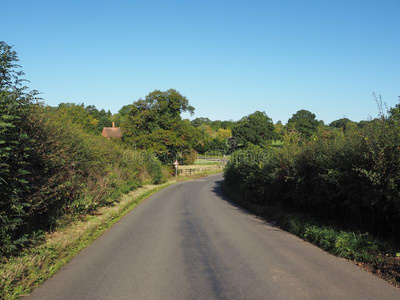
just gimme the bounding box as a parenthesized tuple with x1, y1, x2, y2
(112, 122, 115, 128)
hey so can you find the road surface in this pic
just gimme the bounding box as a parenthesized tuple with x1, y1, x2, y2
(26, 174, 399, 300)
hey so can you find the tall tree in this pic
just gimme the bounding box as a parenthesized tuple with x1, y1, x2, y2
(329, 118, 355, 131)
(123, 89, 194, 137)
(122, 89, 198, 163)
(287, 109, 319, 139)
(191, 117, 212, 127)
(232, 111, 276, 147)
(57, 103, 99, 134)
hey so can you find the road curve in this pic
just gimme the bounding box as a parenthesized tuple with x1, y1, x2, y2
(25, 174, 399, 300)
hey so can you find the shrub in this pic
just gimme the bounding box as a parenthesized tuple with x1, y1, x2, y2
(0, 104, 165, 256)
(224, 118, 400, 241)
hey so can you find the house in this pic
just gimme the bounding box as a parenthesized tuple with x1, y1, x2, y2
(101, 122, 122, 139)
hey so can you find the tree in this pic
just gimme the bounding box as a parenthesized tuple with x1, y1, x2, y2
(274, 120, 284, 139)
(0, 41, 41, 253)
(122, 89, 198, 163)
(232, 111, 276, 147)
(85, 105, 112, 132)
(329, 118, 355, 131)
(111, 104, 133, 127)
(210, 120, 222, 131)
(191, 117, 212, 127)
(287, 109, 319, 139)
(216, 128, 232, 140)
(0, 42, 24, 90)
(0, 41, 35, 202)
(388, 97, 400, 121)
(56, 103, 99, 134)
(123, 89, 194, 137)
(221, 120, 235, 129)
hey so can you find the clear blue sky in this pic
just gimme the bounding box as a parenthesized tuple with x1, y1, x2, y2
(2, 0, 399, 123)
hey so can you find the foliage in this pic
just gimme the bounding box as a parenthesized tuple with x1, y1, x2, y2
(225, 114, 400, 241)
(329, 118, 356, 131)
(120, 92, 235, 158)
(112, 104, 133, 127)
(388, 96, 400, 121)
(231, 111, 276, 147)
(84, 104, 112, 132)
(191, 117, 235, 131)
(191, 117, 212, 127)
(140, 150, 167, 184)
(274, 120, 284, 139)
(53, 103, 113, 135)
(122, 89, 201, 163)
(55, 103, 99, 134)
(0, 42, 41, 255)
(287, 109, 319, 139)
(123, 89, 194, 134)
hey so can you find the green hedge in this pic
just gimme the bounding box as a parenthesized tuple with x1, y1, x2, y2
(224, 119, 400, 241)
(0, 103, 165, 257)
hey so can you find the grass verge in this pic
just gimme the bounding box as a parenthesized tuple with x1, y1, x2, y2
(222, 184, 400, 287)
(176, 168, 223, 181)
(194, 159, 221, 165)
(0, 169, 222, 300)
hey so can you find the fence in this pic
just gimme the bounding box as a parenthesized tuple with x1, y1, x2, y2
(177, 165, 224, 176)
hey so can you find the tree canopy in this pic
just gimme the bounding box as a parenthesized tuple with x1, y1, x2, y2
(122, 89, 199, 163)
(232, 111, 276, 147)
(388, 97, 400, 121)
(329, 118, 355, 131)
(287, 109, 319, 139)
(191, 117, 212, 127)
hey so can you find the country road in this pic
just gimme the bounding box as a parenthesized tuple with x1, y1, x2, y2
(25, 174, 399, 300)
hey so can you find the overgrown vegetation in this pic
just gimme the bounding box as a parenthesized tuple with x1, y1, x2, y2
(225, 113, 400, 240)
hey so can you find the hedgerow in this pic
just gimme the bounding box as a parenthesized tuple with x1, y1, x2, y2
(224, 118, 400, 241)
(0, 103, 166, 257)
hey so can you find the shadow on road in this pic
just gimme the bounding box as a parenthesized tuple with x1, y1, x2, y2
(210, 179, 281, 230)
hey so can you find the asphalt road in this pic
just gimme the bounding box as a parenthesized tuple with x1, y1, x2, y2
(26, 174, 400, 300)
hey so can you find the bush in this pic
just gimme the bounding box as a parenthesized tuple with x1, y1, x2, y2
(224, 118, 400, 241)
(0, 104, 165, 256)
(142, 150, 167, 184)
(0, 93, 41, 255)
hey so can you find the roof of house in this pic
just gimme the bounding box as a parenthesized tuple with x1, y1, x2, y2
(101, 122, 122, 138)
